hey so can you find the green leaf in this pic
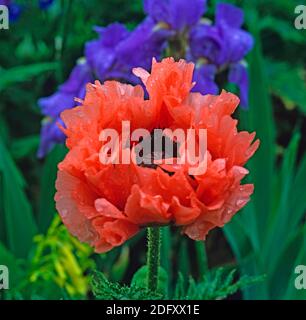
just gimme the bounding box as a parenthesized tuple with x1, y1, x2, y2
(0, 115, 9, 143)
(178, 238, 190, 283)
(0, 242, 25, 290)
(259, 16, 305, 44)
(10, 135, 40, 160)
(224, 214, 254, 262)
(263, 132, 301, 264)
(284, 234, 306, 300)
(269, 225, 306, 299)
(265, 60, 306, 114)
(289, 153, 306, 233)
(173, 272, 185, 300)
(110, 246, 130, 282)
(38, 144, 66, 233)
(131, 265, 168, 296)
(242, 6, 276, 243)
(0, 62, 58, 91)
(0, 138, 37, 258)
(174, 267, 265, 300)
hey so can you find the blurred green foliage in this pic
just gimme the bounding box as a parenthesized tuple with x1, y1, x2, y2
(1, 215, 94, 299)
(223, 1, 306, 300)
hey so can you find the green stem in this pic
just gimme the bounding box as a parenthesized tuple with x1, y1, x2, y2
(147, 227, 161, 292)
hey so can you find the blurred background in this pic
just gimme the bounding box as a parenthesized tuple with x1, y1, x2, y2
(0, 0, 305, 300)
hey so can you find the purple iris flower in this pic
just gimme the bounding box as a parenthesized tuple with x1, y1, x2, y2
(37, 60, 93, 157)
(85, 23, 132, 82)
(190, 3, 254, 107)
(86, 20, 168, 84)
(8, 3, 22, 22)
(38, 0, 54, 10)
(192, 64, 218, 95)
(228, 61, 249, 108)
(116, 17, 169, 71)
(144, 0, 207, 31)
(38, 1, 254, 157)
(37, 117, 66, 158)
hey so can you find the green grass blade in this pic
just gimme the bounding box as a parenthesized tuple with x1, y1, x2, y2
(263, 132, 300, 264)
(0, 62, 58, 91)
(0, 242, 25, 291)
(269, 224, 306, 299)
(0, 139, 37, 258)
(38, 144, 67, 233)
(289, 153, 306, 233)
(178, 238, 190, 285)
(10, 135, 40, 160)
(242, 6, 276, 243)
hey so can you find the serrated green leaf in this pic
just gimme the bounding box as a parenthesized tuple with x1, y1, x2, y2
(131, 265, 168, 296)
(91, 270, 162, 300)
(173, 267, 265, 300)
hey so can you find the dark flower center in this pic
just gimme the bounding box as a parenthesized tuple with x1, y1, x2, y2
(135, 130, 180, 173)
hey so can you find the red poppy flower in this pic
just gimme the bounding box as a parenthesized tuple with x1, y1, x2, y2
(55, 57, 259, 253)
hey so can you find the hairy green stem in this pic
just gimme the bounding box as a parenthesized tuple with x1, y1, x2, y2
(147, 227, 161, 292)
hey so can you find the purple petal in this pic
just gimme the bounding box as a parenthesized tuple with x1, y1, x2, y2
(85, 44, 115, 79)
(216, 3, 244, 28)
(228, 62, 249, 108)
(38, 61, 92, 118)
(168, 0, 207, 30)
(38, 92, 76, 118)
(37, 118, 66, 158)
(0, 1, 11, 5)
(144, 0, 207, 30)
(8, 3, 23, 22)
(219, 24, 254, 64)
(93, 23, 129, 48)
(189, 24, 223, 64)
(192, 64, 219, 95)
(85, 23, 129, 79)
(116, 17, 169, 70)
(38, 0, 54, 10)
(189, 6, 254, 67)
(144, 0, 169, 26)
(60, 61, 92, 92)
(106, 69, 141, 85)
